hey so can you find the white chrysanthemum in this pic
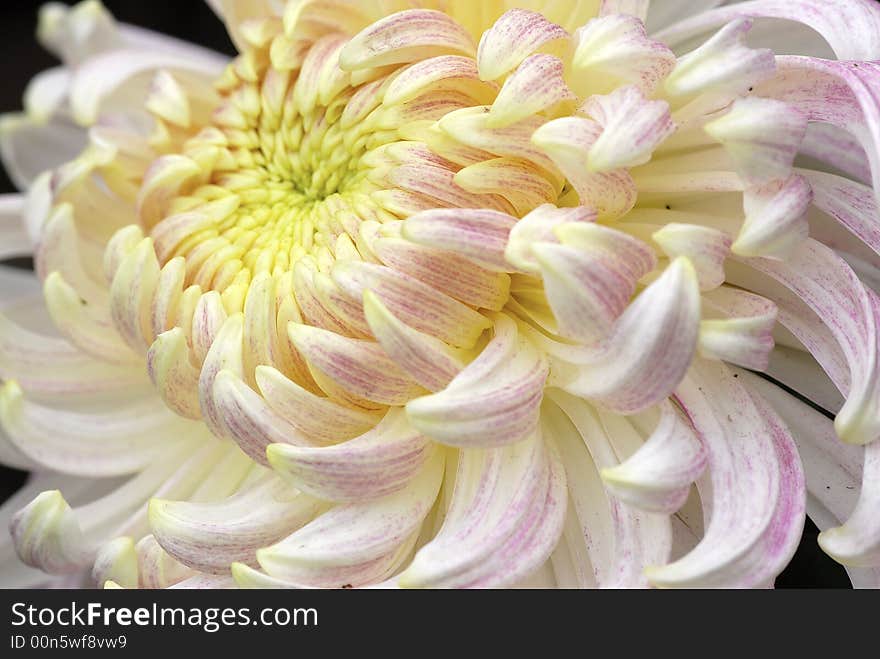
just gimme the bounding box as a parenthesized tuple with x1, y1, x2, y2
(1, 0, 880, 589)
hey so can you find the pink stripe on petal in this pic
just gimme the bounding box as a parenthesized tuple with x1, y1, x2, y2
(405, 314, 547, 448)
(339, 9, 475, 71)
(477, 9, 568, 82)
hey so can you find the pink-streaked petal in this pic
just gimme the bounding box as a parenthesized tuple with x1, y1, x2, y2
(505, 204, 598, 275)
(554, 257, 701, 414)
(339, 9, 475, 71)
(362, 290, 464, 392)
(646, 360, 805, 588)
(664, 19, 775, 99)
(533, 222, 656, 343)
(331, 260, 492, 348)
(734, 174, 812, 259)
(738, 240, 880, 445)
(257, 448, 443, 588)
(532, 117, 637, 219)
(266, 407, 431, 502)
(544, 394, 672, 588)
(288, 322, 425, 406)
(405, 313, 546, 448)
(488, 54, 575, 129)
(581, 85, 674, 172)
(571, 14, 675, 96)
(476, 9, 568, 82)
(655, 0, 880, 62)
(652, 222, 730, 291)
(150, 476, 321, 575)
(600, 401, 707, 514)
(699, 286, 778, 371)
(399, 430, 566, 588)
(255, 365, 382, 444)
(704, 97, 807, 186)
(402, 208, 518, 273)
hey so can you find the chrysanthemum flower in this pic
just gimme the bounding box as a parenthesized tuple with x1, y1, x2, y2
(1, 0, 879, 589)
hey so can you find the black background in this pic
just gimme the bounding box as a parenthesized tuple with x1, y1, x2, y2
(0, 0, 854, 588)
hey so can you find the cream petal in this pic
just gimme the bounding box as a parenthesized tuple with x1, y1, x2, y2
(600, 401, 707, 515)
(339, 9, 475, 71)
(266, 407, 431, 502)
(704, 97, 807, 186)
(699, 286, 778, 370)
(257, 448, 443, 588)
(476, 8, 568, 82)
(0, 114, 87, 191)
(399, 430, 566, 588)
(739, 241, 880, 445)
(652, 223, 731, 291)
(331, 260, 492, 348)
(581, 85, 674, 172)
(533, 223, 656, 343)
(150, 475, 321, 575)
(402, 208, 518, 273)
(363, 290, 464, 392)
(255, 365, 382, 444)
(0, 195, 30, 260)
(405, 314, 547, 448)
(504, 204, 597, 275)
(557, 257, 701, 414)
(734, 174, 812, 259)
(488, 54, 575, 128)
(0, 380, 202, 477)
(664, 19, 775, 99)
(546, 394, 673, 587)
(654, 0, 880, 62)
(646, 360, 805, 588)
(532, 117, 637, 219)
(571, 13, 675, 97)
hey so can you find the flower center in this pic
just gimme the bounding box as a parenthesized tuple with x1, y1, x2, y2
(143, 37, 406, 300)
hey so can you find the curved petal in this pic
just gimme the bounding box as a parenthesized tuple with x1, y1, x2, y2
(646, 360, 805, 588)
(555, 257, 701, 414)
(266, 408, 431, 502)
(257, 448, 443, 588)
(405, 314, 547, 448)
(654, 0, 880, 61)
(399, 430, 566, 588)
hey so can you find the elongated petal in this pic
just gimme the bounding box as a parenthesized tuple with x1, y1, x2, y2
(704, 97, 807, 186)
(257, 448, 443, 588)
(734, 174, 811, 259)
(652, 223, 731, 291)
(655, 0, 880, 62)
(406, 314, 547, 448)
(363, 290, 464, 391)
(476, 9, 568, 82)
(571, 14, 675, 96)
(402, 208, 518, 272)
(699, 287, 778, 370)
(533, 223, 656, 342)
(288, 322, 425, 406)
(399, 431, 566, 588)
(150, 476, 321, 575)
(532, 117, 636, 219)
(664, 19, 775, 98)
(646, 360, 805, 588)
(339, 9, 474, 71)
(557, 258, 701, 414)
(600, 402, 706, 514)
(255, 365, 381, 444)
(267, 407, 431, 502)
(488, 54, 574, 129)
(582, 85, 674, 171)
